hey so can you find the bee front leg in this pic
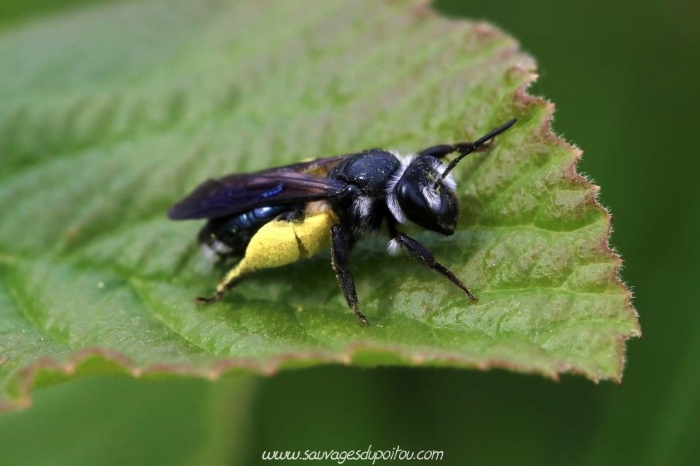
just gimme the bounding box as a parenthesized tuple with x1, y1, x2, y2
(391, 231, 477, 302)
(330, 225, 368, 325)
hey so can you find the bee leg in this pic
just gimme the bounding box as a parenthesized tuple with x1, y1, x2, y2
(330, 225, 369, 325)
(392, 232, 477, 302)
(195, 274, 247, 304)
(198, 213, 337, 306)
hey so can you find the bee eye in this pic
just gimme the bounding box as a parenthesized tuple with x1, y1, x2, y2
(398, 182, 428, 215)
(389, 155, 459, 235)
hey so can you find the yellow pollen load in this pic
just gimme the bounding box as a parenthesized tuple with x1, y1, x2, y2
(217, 211, 337, 292)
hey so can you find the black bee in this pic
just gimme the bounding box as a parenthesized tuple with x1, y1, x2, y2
(168, 119, 516, 325)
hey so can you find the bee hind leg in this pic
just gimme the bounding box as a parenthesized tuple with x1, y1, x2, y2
(196, 212, 337, 307)
(195, 270, 247, 304)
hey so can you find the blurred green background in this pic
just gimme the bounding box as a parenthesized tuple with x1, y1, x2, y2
(0, 0, 697, 465)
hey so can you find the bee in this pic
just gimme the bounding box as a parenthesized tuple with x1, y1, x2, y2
(168, 119, 516, 325)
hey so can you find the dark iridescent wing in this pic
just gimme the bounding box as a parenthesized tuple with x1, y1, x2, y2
(273, 154, 348, 177)
(167, 157, 348, 220)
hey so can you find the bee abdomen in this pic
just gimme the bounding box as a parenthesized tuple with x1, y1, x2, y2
(198, 205, 296, 260)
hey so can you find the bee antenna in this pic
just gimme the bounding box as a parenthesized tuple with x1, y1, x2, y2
(439, 118, 517, 181)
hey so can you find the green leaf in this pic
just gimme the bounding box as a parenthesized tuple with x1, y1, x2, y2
(0, 0, 639, 411)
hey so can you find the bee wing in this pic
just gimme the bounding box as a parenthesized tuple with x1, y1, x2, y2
(275, 154, 348, 177)
(167, 170, 345, 220)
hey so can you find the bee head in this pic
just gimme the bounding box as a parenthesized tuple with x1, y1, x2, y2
(386, 119, 517, 235)
(387, 155, 458, 235)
